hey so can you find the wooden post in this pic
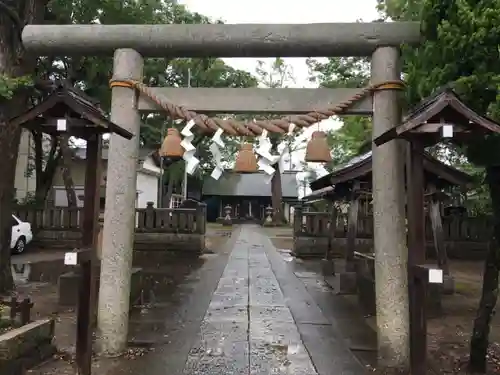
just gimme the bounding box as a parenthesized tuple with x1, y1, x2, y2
(371, 46, 410, 368)
(406, 140, 426, 267)
(406, 140, 427, 375)
(322, 204, 338, 276)
(428, 187, 453, 294)
(293, 204, 303, 236)
(427, 187, 450, 275)
(410, 264, 444, 375)
(196, 203, 207, 234)
(76, 133, 102, 375)
(97, 48, 143, 356)
(145, 202, 155, 229)
(345, 180, 361, 272)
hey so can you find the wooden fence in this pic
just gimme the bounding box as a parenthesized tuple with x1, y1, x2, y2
(294, 210, 492, 243)
(13, 202, 207, 234)
(294, 212, 374, 239)
(13, 206, 82, 231)
(136, 202, 206, 234)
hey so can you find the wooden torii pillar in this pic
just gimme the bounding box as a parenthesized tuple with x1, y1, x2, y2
(22, 22, 420, 368)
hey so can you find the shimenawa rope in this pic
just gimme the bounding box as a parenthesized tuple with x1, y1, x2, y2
(109, 79, 405, 136)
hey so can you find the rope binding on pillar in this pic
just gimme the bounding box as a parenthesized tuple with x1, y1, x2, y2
(108, 79, 405, 137)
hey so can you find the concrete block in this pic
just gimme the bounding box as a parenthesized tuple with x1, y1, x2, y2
(442, 274, 455, 295)
(321, 259, 335, 276)
(335, 272, 357, 295)
(58, 267, 142, 308)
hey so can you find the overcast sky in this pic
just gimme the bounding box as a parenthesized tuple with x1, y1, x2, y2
(178, 0, 379, 196)
(179, 0, 379, 87)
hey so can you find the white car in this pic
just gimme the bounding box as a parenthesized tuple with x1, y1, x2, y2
(11, 215, 33, 254)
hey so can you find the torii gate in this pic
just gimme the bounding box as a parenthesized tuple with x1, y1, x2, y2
(22, 22, 420, 368)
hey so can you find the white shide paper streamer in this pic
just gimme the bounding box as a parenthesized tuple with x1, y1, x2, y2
(255, 129, 277, 177)
(210, 128, 225, 180)
(181, 120, 199, 175)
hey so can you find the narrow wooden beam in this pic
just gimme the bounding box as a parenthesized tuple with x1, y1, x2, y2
(406, 140, 426, 266)
(138, 87, 373, 114)
(345, 181, 361, 271)
(427, 185, 450, 275)
(75, 133, 101, 375)
(22, 22, 421, 57)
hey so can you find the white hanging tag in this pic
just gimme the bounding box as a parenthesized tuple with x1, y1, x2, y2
(428, 268, 443, 284)
(441, 124, 453, 138)
(64, 252, 78, 265)
(57, 119, 67, 131)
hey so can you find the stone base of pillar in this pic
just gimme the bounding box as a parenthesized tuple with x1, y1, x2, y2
(442, 274, 455, 295)
(334, 271, 357, 295)
(220, 216, 232, 226)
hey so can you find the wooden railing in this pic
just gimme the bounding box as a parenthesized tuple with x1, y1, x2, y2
(136, 202, 206, 234)
(294, 208, 492, 243)
(429, 215, 492, 242)
(13, 206, 83, 231)
(294, 211, 374, 238)
(14, 202, 207, 234)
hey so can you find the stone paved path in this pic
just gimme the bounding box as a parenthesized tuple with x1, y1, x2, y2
(182, 226, 365, 375)
(30, 225, 367, 375)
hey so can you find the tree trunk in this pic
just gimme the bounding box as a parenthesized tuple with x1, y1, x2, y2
(0, 0, 47, 293)
(468, 165, 500, 374)
(33, 134, 60, 205)
(270, 137, 285, 224)
(165, 175, 175, 208)
(0, 116, 21, 293)
(271, 162, 285, 223)
(60, 135, 77, 207)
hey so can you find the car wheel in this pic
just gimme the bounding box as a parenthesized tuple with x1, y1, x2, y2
(13, 237, 26, 254)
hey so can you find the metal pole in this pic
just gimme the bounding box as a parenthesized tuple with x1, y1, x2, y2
(158, 121, 166, 207)
(182, 68, 191, 200)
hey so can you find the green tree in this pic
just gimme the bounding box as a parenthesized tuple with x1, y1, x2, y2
(307, 57, 372, 169)
(253, 58, 302, 223)
(0, 0, 48, 293)
(0, 0, 258, 292)
(377, 0, 500, 372)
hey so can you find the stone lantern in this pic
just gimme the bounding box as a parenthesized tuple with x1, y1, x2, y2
(223, 204, 232, 226)
(263, 205, 274, 226)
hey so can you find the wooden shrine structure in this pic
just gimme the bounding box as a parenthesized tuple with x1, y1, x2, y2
(298, 150, 484, 263)
(9, 80, 133, 375)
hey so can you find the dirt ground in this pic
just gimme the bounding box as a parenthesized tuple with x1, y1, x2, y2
(423, 260, 500, 374)
(9, 227, 233, 375)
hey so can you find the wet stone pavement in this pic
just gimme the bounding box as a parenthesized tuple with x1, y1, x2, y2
(185, 228, 315, 374)
(180, 226, 365, 375)
(28, 225, 368, 375)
